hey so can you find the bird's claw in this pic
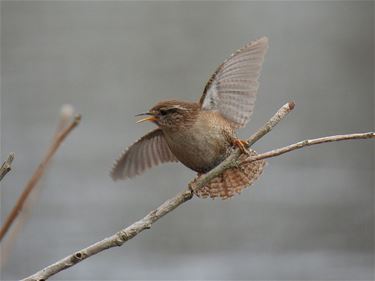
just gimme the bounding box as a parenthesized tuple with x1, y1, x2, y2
(233, 139, 251, 155)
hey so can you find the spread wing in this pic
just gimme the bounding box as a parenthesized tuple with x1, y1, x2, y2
(111, 129, 178, 180)
(199, 37, 268, 128)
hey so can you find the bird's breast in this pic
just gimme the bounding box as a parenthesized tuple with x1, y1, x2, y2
(163, 111, 234, 173)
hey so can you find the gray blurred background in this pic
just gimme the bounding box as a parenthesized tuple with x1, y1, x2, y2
(1, 1, 374, 280)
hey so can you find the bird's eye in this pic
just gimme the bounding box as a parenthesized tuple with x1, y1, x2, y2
(159, 109, 167, 116)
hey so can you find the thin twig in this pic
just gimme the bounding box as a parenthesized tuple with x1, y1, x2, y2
(23, 189, 194, 281)
(0, 105, 76, 267)
(245, 132, 375, 163)
(55, 104, 75, 136)
(0, 115, 81, 242)
(0, 153, 15, 181)
(248, 101, 295, 147)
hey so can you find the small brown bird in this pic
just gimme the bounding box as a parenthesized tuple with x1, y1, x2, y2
(111, 37, 268, 199)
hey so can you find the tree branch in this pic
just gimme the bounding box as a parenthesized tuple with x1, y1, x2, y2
(21, 102, 374, 281)
(248, 101, 295, 147)
(0, 115, 81, 241)
(245, 132, 375, 163)
(20, 101, 293, 281)
(0, 153, 15, 181)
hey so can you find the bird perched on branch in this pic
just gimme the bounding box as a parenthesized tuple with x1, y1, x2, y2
(111, 37, 268, 199)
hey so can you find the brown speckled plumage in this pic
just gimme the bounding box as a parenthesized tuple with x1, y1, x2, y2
(193, 150, 266, 199)
(111, 37, 269, 199)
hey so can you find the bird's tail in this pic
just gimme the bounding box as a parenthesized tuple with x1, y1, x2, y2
(193, 149, 266, 199)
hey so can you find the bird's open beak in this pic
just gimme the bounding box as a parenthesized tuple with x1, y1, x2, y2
(135, 112, 158, 123)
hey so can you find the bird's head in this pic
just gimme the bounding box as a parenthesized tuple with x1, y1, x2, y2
(136, 100, 199, 131)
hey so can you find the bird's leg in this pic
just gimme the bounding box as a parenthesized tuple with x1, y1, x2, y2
(232, 139, 250, 155)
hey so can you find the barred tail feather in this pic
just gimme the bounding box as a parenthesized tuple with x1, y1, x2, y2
(194, 149, 266, 199)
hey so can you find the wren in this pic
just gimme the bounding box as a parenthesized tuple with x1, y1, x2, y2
(111, 37, 268, 199)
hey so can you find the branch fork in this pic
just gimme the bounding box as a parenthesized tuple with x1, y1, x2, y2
(18, 101, 374, 281)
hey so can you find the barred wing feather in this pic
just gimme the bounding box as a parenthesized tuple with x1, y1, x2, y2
(200, 37, 268, 128)
(111, 129, 178, 180)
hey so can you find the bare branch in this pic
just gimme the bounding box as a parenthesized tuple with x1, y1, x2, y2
(21, 102, 295, 281)
(246, 132, 375, 163)
(0, 153, 15, 181)
(0, 105, 76, 267)
(22, 189, 194, 281)
(55, 104, 75, 135)
(21, 102, 374, 281)
(0, 115, 81, 241)
(248, 100, 295, 147)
